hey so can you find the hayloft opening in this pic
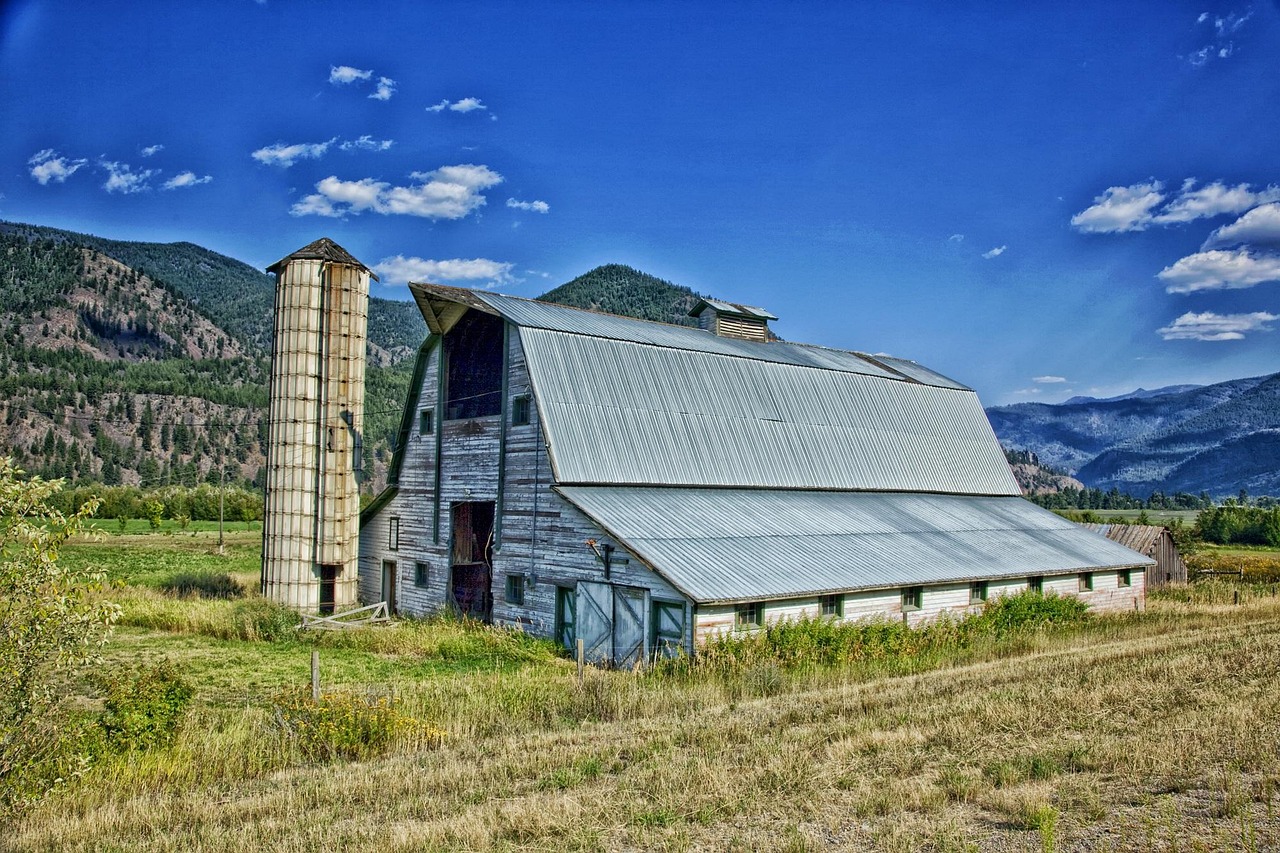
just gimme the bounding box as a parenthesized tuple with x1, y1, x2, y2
(444, 311, 503, 420)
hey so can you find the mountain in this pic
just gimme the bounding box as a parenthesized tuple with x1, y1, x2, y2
(987, 374, 1280, 498)
(1062, 384, 1202, 405)
(538, 264, 706, 326)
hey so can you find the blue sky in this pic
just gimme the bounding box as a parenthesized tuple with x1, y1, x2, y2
(3, 1, 1279, 404)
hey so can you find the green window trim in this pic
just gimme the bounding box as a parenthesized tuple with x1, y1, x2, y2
(902, 586, 923, 612)
(1028, 576, 1044, 594)
(1117, 568, 1132, 588)
(555, 586, 576, 651)
(419, 408, 434, 435)
(969, 581, 989, 604)
(735, 601, 763, 627)
(1078, 572, 1094, 592)
(819, 593, 843, 618)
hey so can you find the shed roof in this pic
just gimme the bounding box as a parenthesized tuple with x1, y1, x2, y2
(557, 487, 1155, 604)
(1078, 523, 1168, 556)
(266, 237, 377, 278)
(689, 297, 778, 321)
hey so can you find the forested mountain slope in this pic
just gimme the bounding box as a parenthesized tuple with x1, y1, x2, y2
(538, 264, 706, 326)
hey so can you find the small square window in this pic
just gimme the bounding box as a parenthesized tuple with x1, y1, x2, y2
(735, 601, 763, 627)
(511, 395, 531, 426)
(819, 594, 843, 618)
(506, 573, 526, 606)
(969, 581, 989, 604)
(419, 409, 434, 435)
(388, 516, 400, 551)
(902, 586, 923, 612)
(1028, 576, 1044, 594)
(1079, 572, 1094, 592)
(1117, 568, 1132, 588)
(414, 561, 430, 587)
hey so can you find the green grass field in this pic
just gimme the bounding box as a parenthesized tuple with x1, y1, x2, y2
(9, 531, 1280, 851)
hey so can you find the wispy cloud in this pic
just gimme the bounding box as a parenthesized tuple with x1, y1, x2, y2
(1033, 376, 1068, 384)
(162, 171, 212, 190)
(1070, 181, 1166, 233)
(427, 97, 488, 113)
(1203, 202, 1280, 250)
(101, 161, 157, 194)
(369, 76, 396, 101)
(1157, 248, 1280, 293)
(371, 255, 515, 286)
(329, 65, 372, 85)
(339, 135, 394, 152)
(947, 233, 964, 243)
(291, 164, 503, 219)
(140, 144, 164, 158)
(1072, 179, 1280, 234)
(982, 245, 1007, 259)
(28, 149, 87, 185)
(251, 138, 336, 167)
(506, 198, 549, 213)
(1157, 310, 1277, 341)
(1188, 8, 1253, 67)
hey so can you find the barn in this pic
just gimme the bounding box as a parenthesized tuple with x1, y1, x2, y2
(1079, 523, 1187, 589)
(358, 284, 1153, 664)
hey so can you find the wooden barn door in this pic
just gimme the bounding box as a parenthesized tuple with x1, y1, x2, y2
(575, 582, 649, 668)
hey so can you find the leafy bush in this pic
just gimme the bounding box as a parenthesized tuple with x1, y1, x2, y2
(271, 689, 443, 762)
(96, 660, 194, 751)
(974, 591, 1088, 638)
(229, 598, 299, 642)
(161, 570, 245, 599)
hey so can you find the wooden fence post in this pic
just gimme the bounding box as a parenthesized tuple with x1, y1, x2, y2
(576, 638, 585, 685)
(311, 650, 320, 701)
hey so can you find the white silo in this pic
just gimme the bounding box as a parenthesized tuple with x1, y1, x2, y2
(260, 238, 374, 613)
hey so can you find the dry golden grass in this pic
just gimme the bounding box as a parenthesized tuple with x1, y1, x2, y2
(9, 597, 1280, 852)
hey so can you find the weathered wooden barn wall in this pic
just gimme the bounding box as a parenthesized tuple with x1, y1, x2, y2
(1079, 524, 1188, 589)
(262, 245, 368, 613)
(358, 321, 692, 656)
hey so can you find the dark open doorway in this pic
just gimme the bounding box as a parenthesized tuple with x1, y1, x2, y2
(318, 564, 338, 615)
(449, 501, 495, 622)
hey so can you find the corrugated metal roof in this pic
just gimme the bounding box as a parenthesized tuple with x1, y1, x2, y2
(478, 292, 930, 384)
(557, 488, 1155, 604)
(1079, 523, 1166, 556)
(520, 327, 1019, 493)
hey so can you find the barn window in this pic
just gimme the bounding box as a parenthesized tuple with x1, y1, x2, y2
(555, 586, 576, 650)
(414, 561, 430, 587)
(1117, 568, 1132, 588)
(1078, 572, 1094, 592)
(444, 311, 503, 420)
(735, 601, 763, 627)
(419, 408, 434, 435)
(506, 573, 526, 606)
(511, 395, 531, 426)
(969, 581, 988, 604)
(901, 586, 923, 612)
(388, 516, 400, 551)
(1028, 576, 1044, 594)
(819, 594, 843, 618)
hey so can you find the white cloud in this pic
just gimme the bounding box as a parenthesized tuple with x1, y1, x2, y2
(1152, 180, 1280, 225)
(369, 76, 396, 101)
(101, 161, 157, 194)
(1188, 9, 1252, 67)
(162, 171, 212, 190)
(1157, 248, 1280, 293)
(1157, 311, 1278, 341)
(329, 65, 372, 84)
(982, 245, 1007, 259)
(1070, 181, 1166, 233)
(506, 198, 549, 213)
(251, 138, 336, 167)
(140, 144, 164, 157)
(1203, 202, 1280, 250)
(1033, 376, 1068, 384)
(28, 149, 87, 185)
(339, 135, 394, 152)
(947, 233, 964, 243)
(427, 97, 488, 113)
(1211, 10, 1253, 37)
(372, 255, 515, 286)
(1012, 388, 1042, 396)
(291, 164, 503, 220)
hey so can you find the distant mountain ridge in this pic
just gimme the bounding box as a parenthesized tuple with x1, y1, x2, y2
(1062, 384, 1202, 405)
(987, 374, 1280, 498)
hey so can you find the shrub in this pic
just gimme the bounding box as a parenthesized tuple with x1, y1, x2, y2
(229, 598, 299, 642)
(161, 570, 245, 599)
(271, 689, 443, 762)
(974, 591, 1089, 638)
(96, 660, 194, 751)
